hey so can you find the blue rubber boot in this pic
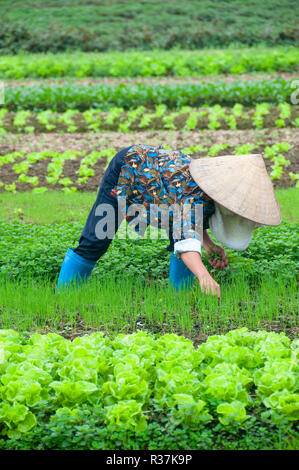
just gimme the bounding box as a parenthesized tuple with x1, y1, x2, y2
(56, 248, 96, 292)
(169, 252, 195, 291)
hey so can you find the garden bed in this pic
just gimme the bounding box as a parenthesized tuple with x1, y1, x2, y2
(0, 327, 298, 450)
(1, 104, 298, 134)
(0, 132, 298, 191)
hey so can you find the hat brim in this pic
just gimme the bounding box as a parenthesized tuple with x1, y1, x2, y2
(189, 154, 282, 226)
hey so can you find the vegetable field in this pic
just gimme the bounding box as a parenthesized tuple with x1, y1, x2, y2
(0, 34, 298, 451)
(0, 328, 298, 450)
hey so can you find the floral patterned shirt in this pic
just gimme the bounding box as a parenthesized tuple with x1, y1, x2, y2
(114, 144, 215, 255)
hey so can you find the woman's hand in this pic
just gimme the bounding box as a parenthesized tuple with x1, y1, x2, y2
(202, 230, 229, 270)
(198, 271, 221, 299)
(180, 251, 221, 299)
(206, 244, 229, 270)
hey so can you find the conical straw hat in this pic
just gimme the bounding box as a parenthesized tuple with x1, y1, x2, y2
(189, 154, 281, 226)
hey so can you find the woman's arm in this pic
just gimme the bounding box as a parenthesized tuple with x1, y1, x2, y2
(180, 251, 220, 299)
(202, 229, 215, 251)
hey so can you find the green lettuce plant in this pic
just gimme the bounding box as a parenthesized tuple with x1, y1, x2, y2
(0, 327, 298, 441)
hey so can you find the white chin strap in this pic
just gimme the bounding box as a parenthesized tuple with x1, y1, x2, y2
(209, 203, 258, 251)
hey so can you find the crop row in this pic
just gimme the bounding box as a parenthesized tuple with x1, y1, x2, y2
(1, 48, 298, 79)
(1, 272, 298, 334)
(0, 142, 297, 194)
(1, 103, 298, 134)
(0, 327, 297, 445)
(1, 79, 294, 111)
(1, 218, 298, 283)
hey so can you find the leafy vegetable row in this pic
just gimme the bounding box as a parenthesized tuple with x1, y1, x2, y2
(0, 142, 296, 194)
(0, 220, 298, 282)
(1, 48, 298, 79)
(0, 327, 297, 441)
(1, 79, 294, 111)
(1, 103, 298, 134)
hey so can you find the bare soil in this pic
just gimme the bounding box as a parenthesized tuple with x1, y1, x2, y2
(33, 313, 299, 347)
(4, 72, 298, 88)
(1, 129, 298, 154)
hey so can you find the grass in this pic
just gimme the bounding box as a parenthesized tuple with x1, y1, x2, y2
(0, 188, 297, 225)
(0, 275, 297, 340)
(0, 191, 95, 224)
(275, 187, 299, 223)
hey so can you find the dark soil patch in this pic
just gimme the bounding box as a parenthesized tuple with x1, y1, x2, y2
(1, 129, 298, 154)
(32, 313, 298, 346)
(5, 72, 299, 88)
